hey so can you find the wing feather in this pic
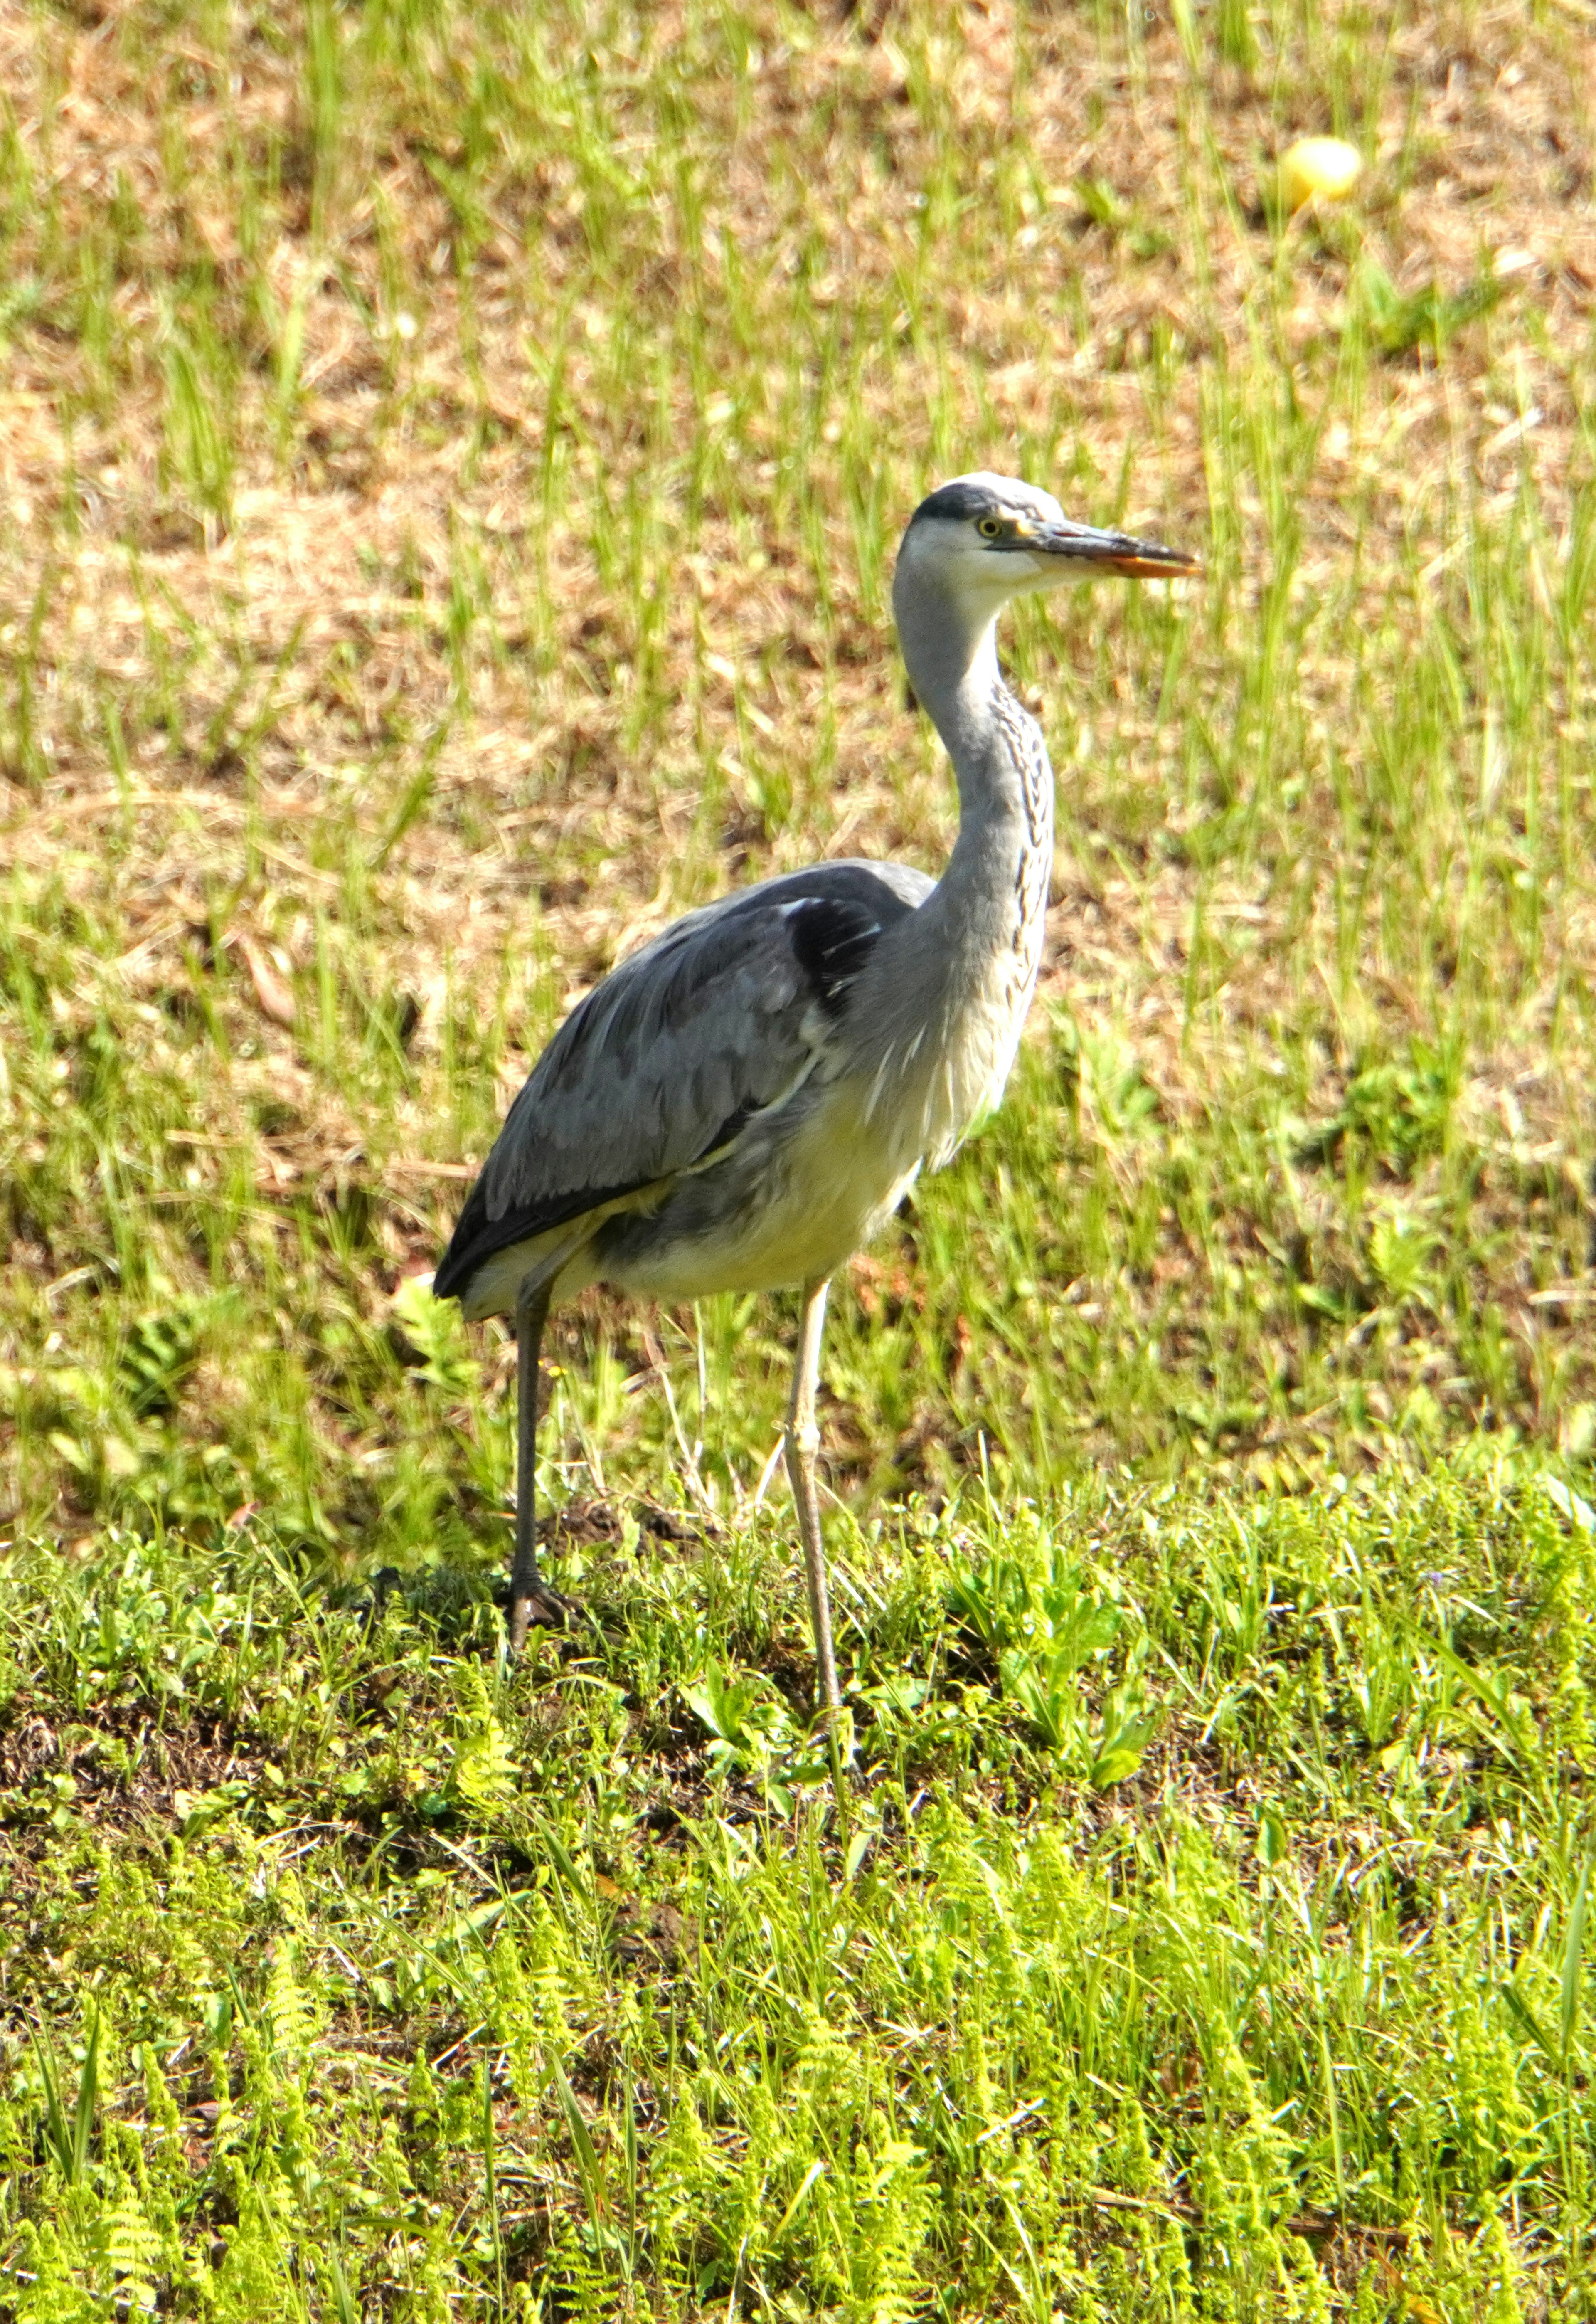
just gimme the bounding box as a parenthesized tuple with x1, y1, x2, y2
(433, 861, 930, 1301)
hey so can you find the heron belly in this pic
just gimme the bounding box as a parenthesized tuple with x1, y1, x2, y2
(596, 1080, 923, 1300)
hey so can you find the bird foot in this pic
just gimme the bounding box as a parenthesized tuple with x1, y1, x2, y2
(507, 1577, 579, 1650)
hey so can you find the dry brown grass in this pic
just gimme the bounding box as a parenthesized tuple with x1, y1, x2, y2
(3, 0, 1588, 953)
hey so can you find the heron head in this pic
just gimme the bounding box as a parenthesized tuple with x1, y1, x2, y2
(894, 472, 1198, 626)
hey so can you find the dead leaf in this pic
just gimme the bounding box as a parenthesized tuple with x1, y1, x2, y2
(236, 932, 298, 1028)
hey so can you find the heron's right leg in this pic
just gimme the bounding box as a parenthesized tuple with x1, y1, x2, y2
(785, 1275, 842, 1722)
(509, 1273, 568, 1652)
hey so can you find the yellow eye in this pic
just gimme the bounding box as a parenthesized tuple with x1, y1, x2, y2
(978, 516, 1002, 539)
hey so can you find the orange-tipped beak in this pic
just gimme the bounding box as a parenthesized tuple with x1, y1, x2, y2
(1020, 518, 1201, 577)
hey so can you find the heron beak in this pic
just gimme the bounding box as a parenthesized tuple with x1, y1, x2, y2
(1024, 521, 1200, 578)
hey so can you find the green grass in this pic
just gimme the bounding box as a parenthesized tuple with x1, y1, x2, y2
(5, 1466, 1596, 2318)
(3, 0, 1596, 2312)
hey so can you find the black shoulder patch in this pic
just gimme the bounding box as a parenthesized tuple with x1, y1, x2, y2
(910, 479, 997, 526)
(787, 893, 883, 1019)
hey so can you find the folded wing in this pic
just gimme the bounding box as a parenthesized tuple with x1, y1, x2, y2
(433, 860, 931, 1302)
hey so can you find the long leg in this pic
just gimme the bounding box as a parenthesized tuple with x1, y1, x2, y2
(785, 1276, 842, 1721)
(510, 1273, 564, 1651)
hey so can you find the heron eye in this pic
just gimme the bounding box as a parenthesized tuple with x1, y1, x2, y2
(978, 516, 1002, 540)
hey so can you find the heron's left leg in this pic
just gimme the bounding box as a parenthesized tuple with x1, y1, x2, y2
(785, 1275, 842, 1720)
(509, 1273, 571, 1651)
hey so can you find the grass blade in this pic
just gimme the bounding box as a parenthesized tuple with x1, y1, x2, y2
(1561, 1854, 1592, 2068)
(551, 2055, 608, 2229)
(71, 2006, 99, 2182)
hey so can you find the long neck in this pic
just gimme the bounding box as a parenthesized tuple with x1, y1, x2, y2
(895, 583, 1054, 952)
(837, 563, 1056, 1161)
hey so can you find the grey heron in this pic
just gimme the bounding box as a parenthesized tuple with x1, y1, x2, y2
(433, 473, 1197, 1706)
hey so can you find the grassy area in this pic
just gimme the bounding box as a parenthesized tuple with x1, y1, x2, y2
(2, 0, 1596, 2312)
(6, 1467, 1596, 2319)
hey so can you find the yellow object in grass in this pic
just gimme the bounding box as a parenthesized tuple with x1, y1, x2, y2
(1279, 136, 1363, 213)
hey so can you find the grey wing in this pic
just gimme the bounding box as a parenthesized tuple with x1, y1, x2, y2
(433, 859, 931, 1300)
